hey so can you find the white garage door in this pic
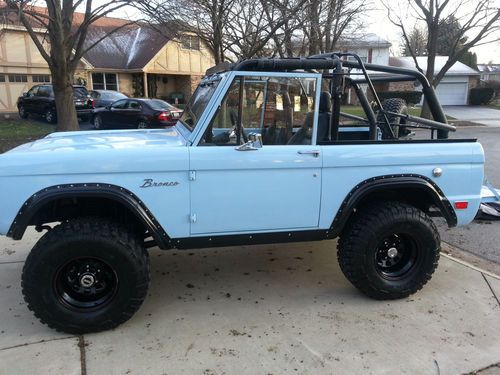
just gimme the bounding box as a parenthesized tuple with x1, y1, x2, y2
(435, 81, 468, 105)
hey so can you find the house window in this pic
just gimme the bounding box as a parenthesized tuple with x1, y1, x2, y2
(32, 74, 51, 83)
(92, 73, 118, 91)
(0, 75, 5, 82)
(180, 35, 200, 50)
(9, 74, 28, 83)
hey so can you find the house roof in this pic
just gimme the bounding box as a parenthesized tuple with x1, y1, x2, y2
(83, 24, 170, 70)
(0, 3, 173, 70)
(477, 64, 500, 73)
(389, 56, 479, 76)
(339, 33, 392, 49)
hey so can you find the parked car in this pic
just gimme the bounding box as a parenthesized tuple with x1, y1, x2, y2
(92, 98, 182, 130)
(17, 84, 94, 123)
(89, 90, 128, 108)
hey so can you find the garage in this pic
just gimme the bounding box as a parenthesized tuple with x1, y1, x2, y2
(435, 79, 468, 106)
(390, 56, 480, 106)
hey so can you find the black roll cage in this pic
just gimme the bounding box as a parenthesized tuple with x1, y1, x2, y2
(221, 53, 456, 141)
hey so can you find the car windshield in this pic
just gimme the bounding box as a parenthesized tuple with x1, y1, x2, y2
(147, 99, 176, 111)
(179, 75, 222, 132)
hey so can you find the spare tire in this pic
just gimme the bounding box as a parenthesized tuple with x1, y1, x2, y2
(377, 98, 409, 139)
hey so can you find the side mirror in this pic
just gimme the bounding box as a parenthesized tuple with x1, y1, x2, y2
(22, 92, 28, 97)
(235, 133, 262, 151)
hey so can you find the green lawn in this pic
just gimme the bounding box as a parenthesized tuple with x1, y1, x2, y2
(0, 118, 55, 139)
(0, 117, 55, 153)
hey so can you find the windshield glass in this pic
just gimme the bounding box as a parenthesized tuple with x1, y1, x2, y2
(179, 75, 222, 132)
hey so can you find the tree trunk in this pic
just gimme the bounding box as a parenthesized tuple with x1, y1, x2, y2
(52, 72, 79, 132)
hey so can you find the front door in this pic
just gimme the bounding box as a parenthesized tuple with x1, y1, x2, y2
(189, 73, 322, 235)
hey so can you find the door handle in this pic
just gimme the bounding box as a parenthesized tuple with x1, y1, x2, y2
(297, 150, 320, 157)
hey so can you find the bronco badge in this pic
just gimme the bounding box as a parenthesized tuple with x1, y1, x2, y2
(140, 179, 179, 188)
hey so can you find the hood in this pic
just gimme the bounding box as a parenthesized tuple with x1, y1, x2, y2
(0, 127, 190, 177)
(6, 127, 187, 154)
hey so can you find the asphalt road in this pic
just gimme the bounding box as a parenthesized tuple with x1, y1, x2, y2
(436, 125, 500, 264)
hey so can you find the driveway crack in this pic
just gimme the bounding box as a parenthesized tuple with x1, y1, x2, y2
(78, 335, 87, 375)
(0, 335, 75, 351)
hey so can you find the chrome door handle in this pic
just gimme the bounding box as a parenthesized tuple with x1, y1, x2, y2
(297, 150, 320, 157)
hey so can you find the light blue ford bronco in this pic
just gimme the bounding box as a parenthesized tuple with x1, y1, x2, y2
(0, 55, 490, 333)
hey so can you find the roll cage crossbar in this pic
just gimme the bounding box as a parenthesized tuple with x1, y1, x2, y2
(223, 54, 455, 140)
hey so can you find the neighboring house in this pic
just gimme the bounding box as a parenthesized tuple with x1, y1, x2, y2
(389, 56, 480, 106)
(339, 33, 391, 65)
(477, 63, 500, 82)
(0, 7, 214, 112)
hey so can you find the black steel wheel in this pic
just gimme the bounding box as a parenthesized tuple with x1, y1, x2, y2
(22, 218, 150, 334)
(54, 257, 118, 310)
(337, 201, 440, 300)
(374, 233, 418, 279)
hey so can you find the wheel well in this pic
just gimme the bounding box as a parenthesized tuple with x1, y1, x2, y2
(29, 197, 146, 235)
(354, 187, 437, 214)
(330, 179, 457, 238)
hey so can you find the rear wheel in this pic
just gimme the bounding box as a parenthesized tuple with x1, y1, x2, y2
(337, 201, 440, 300)
(18, 105, 28, 119)
(137, 120, 148, 129)
(45, 108, 57, 124)
(22, 218, 150, 334)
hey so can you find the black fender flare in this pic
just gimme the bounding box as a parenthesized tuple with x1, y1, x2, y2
(328, 174, 457, 238)
(7, 183, 172, 249)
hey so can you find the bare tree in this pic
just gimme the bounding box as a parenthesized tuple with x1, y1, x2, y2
(224, 0, 308, 60)
(3, 0, 133, 131)
(384, 0, 500, 116)
(302, 0, 368, 56)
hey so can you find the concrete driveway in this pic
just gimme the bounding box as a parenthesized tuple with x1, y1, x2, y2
(444, 106, 500, 127)
(1, 229, 500, 374)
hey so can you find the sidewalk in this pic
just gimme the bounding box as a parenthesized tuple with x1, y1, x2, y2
(1, 228, 499, 375)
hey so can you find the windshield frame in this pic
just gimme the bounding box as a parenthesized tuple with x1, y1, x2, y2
(177, 73, 227, 143)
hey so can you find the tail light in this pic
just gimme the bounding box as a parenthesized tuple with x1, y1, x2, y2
(454, 201, 468, 210)
(158, 111, 171, 122)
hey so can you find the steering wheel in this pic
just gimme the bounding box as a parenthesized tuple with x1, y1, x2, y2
(230, 110, 248, 143)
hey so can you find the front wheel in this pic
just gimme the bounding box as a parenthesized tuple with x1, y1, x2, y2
(337, 201, 440, 300)
(22, 218, 150, 334)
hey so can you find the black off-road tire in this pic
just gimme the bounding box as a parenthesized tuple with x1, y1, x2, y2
(337, 201, 440, 300)
(377, 98, 409, 139)
(22, 218, 150, 334)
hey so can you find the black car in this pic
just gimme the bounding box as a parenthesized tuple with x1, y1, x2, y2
(92, 98, 183, 130)
(17, 84, 94, 123)
(89, 90, 128, 108)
